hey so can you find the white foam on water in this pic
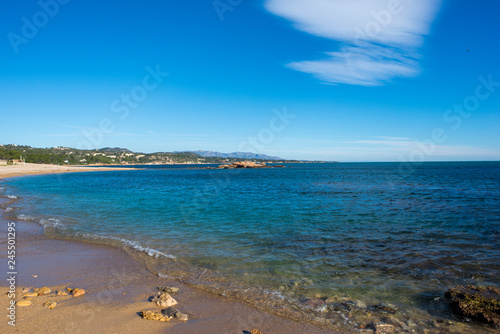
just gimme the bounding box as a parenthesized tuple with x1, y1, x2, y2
(5, 207, 13, 213)
(17, 214, 37, 221)
(77, 233, 176, 259)
(39, 218, 64, 228)
(6, 195, 17, 199)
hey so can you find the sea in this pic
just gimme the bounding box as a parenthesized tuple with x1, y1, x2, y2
(1, 162, 499, 333)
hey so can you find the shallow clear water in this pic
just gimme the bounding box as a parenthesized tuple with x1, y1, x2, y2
(2, 162, 499, 332)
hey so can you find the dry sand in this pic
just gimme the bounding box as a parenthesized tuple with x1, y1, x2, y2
(0, 163, 136, 180)
(0, 165, 337, 334)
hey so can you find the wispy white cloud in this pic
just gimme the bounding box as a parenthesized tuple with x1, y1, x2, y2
(265, 0, 442, 86)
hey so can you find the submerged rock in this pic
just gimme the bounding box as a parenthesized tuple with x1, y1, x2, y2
(16, 300, 32, 307)
(286, 278, 313, 290)
(162, 307, 188, 321)
(140, 310, 170, 322)
(158, 286, 179, 293)
(374, 322, 395, 333)
(369, 304, 397, 314)
(71, 288, 86, 297)
(33, 287, 51, 295)
(43, 301, 57, 309)
(150, 292, 178, 308)
(445, 285, 500, 326)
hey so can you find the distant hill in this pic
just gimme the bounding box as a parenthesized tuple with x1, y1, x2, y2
(99, 147, 134, 154)
(0, 145, 297, 165)
(185, 150, 283, 160)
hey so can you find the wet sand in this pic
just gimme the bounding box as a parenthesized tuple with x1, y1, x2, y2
(0, 167, 337, 334)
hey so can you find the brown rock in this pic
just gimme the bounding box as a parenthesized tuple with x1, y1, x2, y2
(250, 330, 264, 334)
(71, 288, 86, 297)
(56, 290, 69, 296)
(43, 301, 57, 309)
(140, 310, 170, 322)
(33, 287, 51, 295)
(23, 292, 38, 299)
(16, 300, 32, 307)
(445, 285, 500, 326)
(218, 161, 268, 169)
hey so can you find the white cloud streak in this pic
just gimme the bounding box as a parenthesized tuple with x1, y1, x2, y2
(265, 0, 442, 86)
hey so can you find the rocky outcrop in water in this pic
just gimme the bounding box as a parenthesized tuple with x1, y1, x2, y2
(445, 285, 500, 326)
(217, 162, 285, 169)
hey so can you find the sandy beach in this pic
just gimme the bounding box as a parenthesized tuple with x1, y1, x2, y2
(0, 164, 335, 334)
(0, 163, 137, 179)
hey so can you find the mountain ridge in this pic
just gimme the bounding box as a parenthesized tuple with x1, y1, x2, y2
(179, 150, 282, 160)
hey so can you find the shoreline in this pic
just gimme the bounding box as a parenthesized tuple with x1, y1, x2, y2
(0, 165, 335, 333)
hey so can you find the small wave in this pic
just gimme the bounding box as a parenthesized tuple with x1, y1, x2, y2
(39, 218, 64, 228)
(77, 233, 176, 259)
(158, 273, 173, 278)
(6, 195, 17, 199)
(5, 207, 13, 213)
(17, 214, 38, 221)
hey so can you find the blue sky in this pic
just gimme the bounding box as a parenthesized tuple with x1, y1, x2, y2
(0, 0, 499, 161)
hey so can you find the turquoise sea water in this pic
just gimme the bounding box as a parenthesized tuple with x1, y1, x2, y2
(1, 162, 499, 332)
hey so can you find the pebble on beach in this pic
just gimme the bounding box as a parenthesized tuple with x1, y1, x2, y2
(33, 287, 51, 296)
(250, 329, 264, 334)
(56, 290, 69, 296)
(150, 292, 178, 308)
(16, 300, 32, 307)
(71, 288, 86, 297)
(43, 301, 57, 309)
(23, 292, 38, 299)
(161, 307, 188, 321)
(140, 310, 171, 322)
